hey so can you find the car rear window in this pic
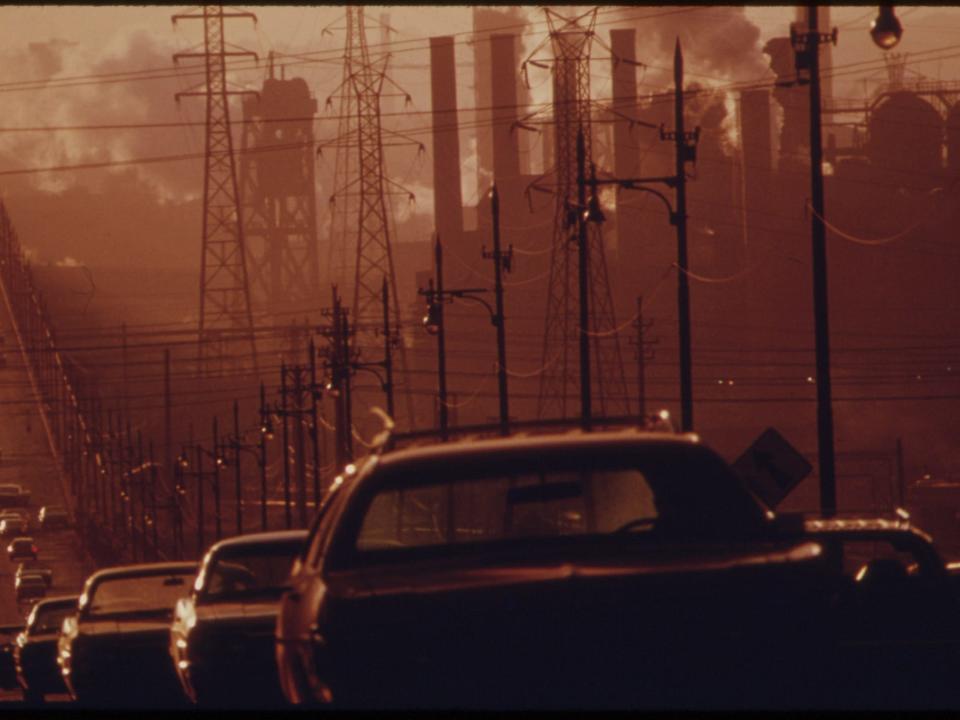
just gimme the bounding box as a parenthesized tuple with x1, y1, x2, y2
(200, 542, 302, 600)
(87, 572, 194, 617)
(30, 605, 74, 634)
(345, 446, 766, 565)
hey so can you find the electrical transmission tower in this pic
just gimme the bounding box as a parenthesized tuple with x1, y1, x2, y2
(321, 6, 420, 426)
(173, 5, 259, 376)
(524, 8, 630, 420)
(239, 53, 320, 315)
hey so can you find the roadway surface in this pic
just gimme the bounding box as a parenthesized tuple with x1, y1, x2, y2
(0, 292, 91, 702)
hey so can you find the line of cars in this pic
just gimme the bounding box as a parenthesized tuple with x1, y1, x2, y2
(3, 504, 69, 605)
(3, 428, 960, 708)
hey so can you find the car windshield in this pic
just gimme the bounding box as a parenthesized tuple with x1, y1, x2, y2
(30, 605, 74, 634)
(87, 572, 194, 617)
(201, 542, 301, 601)
(349, 445, 765, 565)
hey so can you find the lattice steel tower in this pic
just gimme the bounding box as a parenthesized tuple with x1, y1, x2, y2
(173, 5, 258, 375)
(239, 57, 320, 314)
(534, 8, 630, 419)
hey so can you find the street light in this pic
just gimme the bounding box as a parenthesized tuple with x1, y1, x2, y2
(870, 6, 903, 50)
(419, 235, 504, 441)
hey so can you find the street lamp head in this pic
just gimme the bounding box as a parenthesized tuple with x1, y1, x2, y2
(422, 301, 442, 336)
(584, 194, 606, 224)
(177, 453, 189, 469)
(324, 380, 342, 398)
(260, 418, 275, 440)
(870, 6, 902, 50)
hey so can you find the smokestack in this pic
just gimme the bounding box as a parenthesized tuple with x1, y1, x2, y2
(610, 29, 639, 260)
(429, 36, 464, 259)
(490, 34, 521, 183)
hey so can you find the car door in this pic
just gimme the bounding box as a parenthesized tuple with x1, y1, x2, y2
(278, 482, 347, 704)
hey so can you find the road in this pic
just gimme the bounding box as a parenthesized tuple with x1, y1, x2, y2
(0, 292, 92, 702)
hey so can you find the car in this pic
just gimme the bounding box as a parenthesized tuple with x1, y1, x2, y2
(15, 574, 47, 603)
(798, 515, 960, 708)
(37, 506, 69, 530)
(275, 430, 839, 710)
(0, 518, 28, 537)
(14, 596, 76, 703)
(57, 561, 197, 708)
(7, 537, 38, 562)
(0, 623, 23, 691)
(16, 560, 53, 588)
(0, 509, 30, 527)
(170, 530, 308, 707)
(0, 484, 30, 508)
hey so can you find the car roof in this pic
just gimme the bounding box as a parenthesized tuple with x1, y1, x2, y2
(207, 529, 308, 554)
(18, 575, 46, 584)
(87, 561, 197, 582)
(33, 596, 77, 610)
(377, 430, 702, 471)
(10, 537, 35, 543)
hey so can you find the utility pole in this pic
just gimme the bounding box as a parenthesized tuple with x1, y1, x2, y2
(575, 130, 592, 431)
(633, 296, 657, 421)
(258, 383, 269, 531)
(792, 10, 838, 516)
(432, 237, 448, 440)
(482, 184, 512, 437)
(163, 349, 172, 538)
(233, 399, 243, 535)
(211, 416, 222, 540)
(309, 339, 321, 508)
(280, 363, 292, 529)
(381, 278, 396, 420)
(294, 368, 308, 527)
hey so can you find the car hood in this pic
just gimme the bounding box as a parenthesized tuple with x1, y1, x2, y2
(195, 599, 279, 623)
(78, 618, 171, 637)
(329, 539, 823, 598)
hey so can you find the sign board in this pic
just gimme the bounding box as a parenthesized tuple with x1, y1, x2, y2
(732, 427, 812, 509)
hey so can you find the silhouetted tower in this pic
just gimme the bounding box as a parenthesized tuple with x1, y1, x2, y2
(534, 8, 630, 420)
(323, 6, 417, 427)
(240, 56, 320, 314)
(173, 5, 258, 375)
(326, 7, 407, 330)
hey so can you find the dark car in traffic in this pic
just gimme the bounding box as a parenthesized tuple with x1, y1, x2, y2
(0, 624, 22, 691)
(7, 537, 37, 562)
(15, 574, 46, 604)
(170, 530, 308, 707)
(57, 561, 197, 707)
(37, 506, 69, 530)
(0, 483, 30, 508)
(276, 430, 839, 710)
(14, 596, 76, 703)
(799, 515, 960, 708)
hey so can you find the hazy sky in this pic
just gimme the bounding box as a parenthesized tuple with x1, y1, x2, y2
(1, 5, 958, 211)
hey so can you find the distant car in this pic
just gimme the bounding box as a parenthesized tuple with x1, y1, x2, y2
(0, 518, 28, 537)
(7, 537, 38, 562)
(0, 484, 30, 508)
(15, 574, 47, 603)
(170, 530, 307, 707)
(276, 430, 835, 710)
(0, 509, 30, 527)
(37, 506, 69, 530)
(57, 561, 197, 708)
(16, 560, 52, 588)
(14, 596, 76, 704)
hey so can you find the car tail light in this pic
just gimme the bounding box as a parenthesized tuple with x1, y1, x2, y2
(31, 545, 37, 554)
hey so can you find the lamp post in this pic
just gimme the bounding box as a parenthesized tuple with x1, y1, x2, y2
(481, 183, 513, 436)
(420, 235, 501, 441)
(791, 9, 839, 516)
(577, 41, 698, 431)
